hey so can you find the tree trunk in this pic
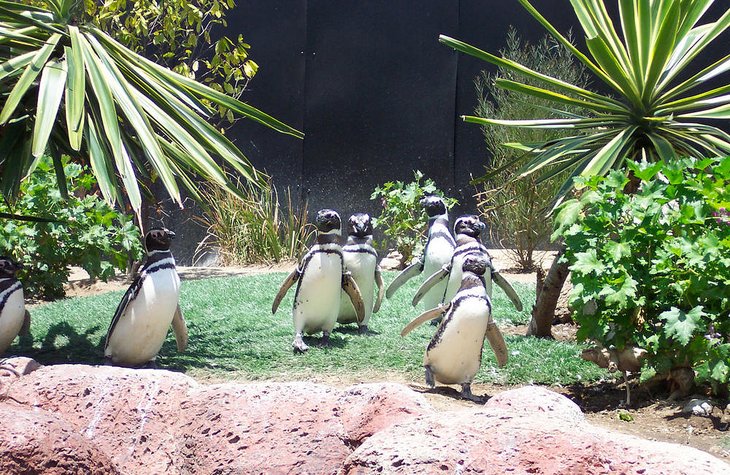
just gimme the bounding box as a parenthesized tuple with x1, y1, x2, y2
(527, 244, 569, 338)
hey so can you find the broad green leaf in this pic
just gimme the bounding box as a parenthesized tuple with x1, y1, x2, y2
(571, 249, 605, 276)
(32, 58, 67, 157)
(551, 198, 582, 240)
(660, 306, 704, 346)
(605, 241, 631, 262)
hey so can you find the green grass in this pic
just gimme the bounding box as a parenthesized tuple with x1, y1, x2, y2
(13, 271, 609, 386)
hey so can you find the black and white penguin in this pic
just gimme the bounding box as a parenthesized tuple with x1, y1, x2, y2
(272, 209, 365, 352)
(104, 228, 188, 367)
(401, 254, 508, 401)
(386, 196, 455, 311)
(337, 213, 384, 333)
(0, 257, 30, 355)
(413, 215, 523, 313)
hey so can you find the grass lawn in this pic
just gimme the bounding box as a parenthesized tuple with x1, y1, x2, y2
(12, 271, 609, 386)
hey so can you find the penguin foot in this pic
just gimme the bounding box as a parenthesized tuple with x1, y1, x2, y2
(358, 325, 369, 335)
(320, 332, 331, 347)
(460, 383, 483, 403)
(424, 365, 435, 388)
(292, 334, 309, 353)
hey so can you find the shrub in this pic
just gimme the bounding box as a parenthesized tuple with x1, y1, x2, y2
(474, 28, 590, 272)
(370, 171, 457, 264)
(554, 157, 730, 393)
(0, 157, 144, 299)
(196, 179, 313, 265)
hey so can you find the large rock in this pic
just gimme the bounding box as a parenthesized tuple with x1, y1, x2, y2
(342, 386, 729, 474)
(1, 359, 728, 474)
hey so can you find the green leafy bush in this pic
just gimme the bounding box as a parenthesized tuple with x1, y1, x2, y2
(370, 171, 457, 264)
(554, 157, 730, 392)
(0, 157, 143, 299)
(475, 28, 590, 271)
(196, 179, 313, 265)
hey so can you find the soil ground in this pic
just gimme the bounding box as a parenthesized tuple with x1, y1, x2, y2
(57, 250, 730, 461)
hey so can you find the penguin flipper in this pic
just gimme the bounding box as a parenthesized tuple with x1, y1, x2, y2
(342, 272, 366, 323)
(171, 305, 188, 352)
(105, 272, 146, 351)
(20, 310, 31, 336)
(272, 268, 300, 314)
(412, 265, 450, 307)
(373, 266, 385, 313)
(492, 271, 523, 312)
(400, 304, 451, 337)
(485, 321, 509, 367)
(386, 260, 423, 299)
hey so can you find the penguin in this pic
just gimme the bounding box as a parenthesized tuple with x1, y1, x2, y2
(386, 196, 455, 311)
(337, 213, 384, 333)
(412, 215, 523, 314)
(104, 228, 188, 367)
(401, 254, 508, 401)
(272, 209, 365, 352)
(0, 257, 31, 355)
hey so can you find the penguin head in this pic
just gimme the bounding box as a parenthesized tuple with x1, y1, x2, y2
(347, 213, 373, 237)
(315, 209, 342, 235)
(462, 254, 489, 276)
(145, 227, 176, 252)
(420, 195, 447, 218)
(0, 257, 22, 277)
(454, 215, 485, 238)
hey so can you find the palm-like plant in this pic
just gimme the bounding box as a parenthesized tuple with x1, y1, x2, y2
(0, 0, 302, 213)
(441, 0, 730, 204)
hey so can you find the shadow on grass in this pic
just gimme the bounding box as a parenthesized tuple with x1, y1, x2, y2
(334, 325, 381, 336)
(15, 322, 105, 365)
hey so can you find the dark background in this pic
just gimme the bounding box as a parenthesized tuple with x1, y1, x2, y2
(161, 0, 729, 264)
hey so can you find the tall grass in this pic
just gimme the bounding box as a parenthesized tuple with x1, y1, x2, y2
(475, 28, 590, 272)
(196, 179, 314, 265)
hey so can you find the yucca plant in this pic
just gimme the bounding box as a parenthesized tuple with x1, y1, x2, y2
(442, 0, 730, 205)
(0, 0, 302, 214)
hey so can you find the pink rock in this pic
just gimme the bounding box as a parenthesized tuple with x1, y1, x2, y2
(0, 402, 119, 474)
(342, 386, 730, 475)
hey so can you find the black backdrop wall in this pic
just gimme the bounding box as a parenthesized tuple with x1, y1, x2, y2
(160, 0, 728, 264)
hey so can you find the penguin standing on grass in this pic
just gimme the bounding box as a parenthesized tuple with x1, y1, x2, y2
(337, 213, 384, 333)
(386, 196, 455, 310)
(413, 215, 523, 315)
(0, 257, 31, 355)
(105, 228, 188, 367)
(401, 254, 508, 401)
(272, 209, 365, 352)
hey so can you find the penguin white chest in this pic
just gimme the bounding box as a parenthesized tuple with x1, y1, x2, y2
(295, 251, 342, 334)
(339, 251, 376, 324)
(425, 296, 490, 385)
(422, 238, 455, 308)
(0, 285, 25, 354)
(106, 267, 181, 365)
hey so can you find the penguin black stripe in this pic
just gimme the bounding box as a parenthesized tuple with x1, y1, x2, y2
(0, 280, 22, 308)
(453, 243, 488, 258)
(429, 230, 456, 244)
(0, 278, 20, 294)
(342, 245, 378, 257)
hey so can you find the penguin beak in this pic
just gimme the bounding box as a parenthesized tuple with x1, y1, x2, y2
(167, 230, 176, 240)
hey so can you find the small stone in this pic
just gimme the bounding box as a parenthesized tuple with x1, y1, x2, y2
(684, 398, 713, 417)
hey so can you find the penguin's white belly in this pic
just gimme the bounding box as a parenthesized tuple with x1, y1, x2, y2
(295, 253, 342, 334)
(425, 298, 490, 385)
(338, 252, 376, 325)
(106, 269, 180, 365)
(0, 288, 25, 354)
(422, 239, 454, 309)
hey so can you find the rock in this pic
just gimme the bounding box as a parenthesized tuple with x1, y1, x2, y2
(0, 356, 41, 376)
(379, 250, 403, 270)
(0, 402, 120, 474)
(3, 361, 729, 474)
(342, 386, 730, 475)
(685, 398, 714, 417)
